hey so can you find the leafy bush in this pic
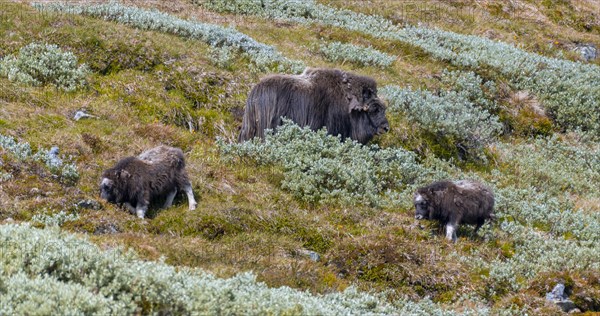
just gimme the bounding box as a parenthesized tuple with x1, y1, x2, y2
(218, 120, 425, 206)
(381, 85, 502, 155)
(319, 41, 396, 68)
(396, 27, 600, 134)
(201, 0, 600, 134)
(32, 2, 304, 73)
(31, 210, 80, 227)
(200, 0, 398, 37)
(471, 221, 600, 293)
(439, 70, 498, 113)
(0, 223, 412, 315)
(0, 134, 79, 183)
(495, 136, 600, 196)
(495, 187, 600, 242)
(0, 43, 88, 91)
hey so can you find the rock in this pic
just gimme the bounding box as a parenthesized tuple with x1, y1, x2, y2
(46, 146, 63, 168)
(546, 283, 578, 313)
(298, 249, 320, 262)
(574, 44, 597, 61)
(76, 199, 102, 210)
(73, 110, 98, 121)
(94, 223, 119, 235)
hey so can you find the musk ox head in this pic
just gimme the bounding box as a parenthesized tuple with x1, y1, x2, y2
(100, 177, 117, 203)
(347, 76, 389, 139)
(413, 192, 432, 220)
(100, 167, 132, 204)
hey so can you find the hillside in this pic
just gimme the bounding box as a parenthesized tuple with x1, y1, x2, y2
(1, 0, 599, 314)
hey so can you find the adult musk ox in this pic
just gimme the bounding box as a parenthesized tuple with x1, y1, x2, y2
(238, 67, 390, 144)
(100, 145, 197, 219)
(414, 180, 495, 242)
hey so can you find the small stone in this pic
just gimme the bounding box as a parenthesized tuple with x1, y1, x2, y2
(556, 300, 577, 313)
(76, 199, 102, 210)
(574, 44, 598, 61)
(94, 223, 119, 235)
(546, 283, 567, 301)
(298, 249, 320, 262)
(546, 283, 578, 313)
(73, 110, 98, 121)
(45, 146, 63, 168)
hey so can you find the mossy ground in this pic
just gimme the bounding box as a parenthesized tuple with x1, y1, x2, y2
(1, 0, 599, 312)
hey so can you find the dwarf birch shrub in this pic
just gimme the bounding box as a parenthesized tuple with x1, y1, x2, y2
(0, 134, 79, 183)
(201, 0, 600, 133)
(319, 41, 396, 68)
(440, 70, 498, 112)
(218, 120, 425, 206)
(396, 26, 600, 133)
(33, 2, 304, 73)
(494, 186, 600, 242)
(0, 273, 122, 315)
(495, 136, 600, 196)
(0, 43, 88, 91)
(200, 0, 398, 37)
(0, 223, 423, 315)
(31, 210, 80, 227)
(481, 221, 600, 292)
(381, 85, 502, 153)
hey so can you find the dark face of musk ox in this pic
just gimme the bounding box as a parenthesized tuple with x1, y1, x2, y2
(99, 177, 117, 203)
(361, 87, 389, 136)
(413, 193, 430, 220)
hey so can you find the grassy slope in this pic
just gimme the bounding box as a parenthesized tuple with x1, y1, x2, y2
(1, 0, 599, 313)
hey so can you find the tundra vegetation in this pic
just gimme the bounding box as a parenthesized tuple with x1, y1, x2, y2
(0, 0, 599, 314)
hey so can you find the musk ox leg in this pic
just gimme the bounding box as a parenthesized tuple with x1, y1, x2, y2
(472, 219, 486, 237)
(183, 184, 197, 211)
(124, 202, 136, 215)
(135, 202, 149, 219)
(163, 189, 178, 209)
(445, 224, 458, 242)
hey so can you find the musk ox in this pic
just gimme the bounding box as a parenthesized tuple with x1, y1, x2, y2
(414, 180, 495, 242)
(100, 145, 197, 219)
(238, 67, 390, 144)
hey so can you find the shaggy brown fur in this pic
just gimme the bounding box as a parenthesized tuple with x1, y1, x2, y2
(238, 67, 389, 144)
(100, 145, 197, 219)
(414, 180, 495, 242)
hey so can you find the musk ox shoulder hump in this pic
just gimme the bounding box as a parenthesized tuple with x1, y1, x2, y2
(138, 145, 185, 169)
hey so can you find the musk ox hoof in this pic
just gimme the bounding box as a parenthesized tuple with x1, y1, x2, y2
(189, 203, 197, 211)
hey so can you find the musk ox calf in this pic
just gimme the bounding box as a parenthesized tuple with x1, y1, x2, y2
(238, 67, 390, 144)
(414, 180, 495, 242)
(100, 145, 197, 219)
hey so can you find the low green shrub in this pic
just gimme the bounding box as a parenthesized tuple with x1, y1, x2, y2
(218, 120, 425, 206)
(0, 223, 405, 315)
(0, 43, 88, 91)
(381, 85, 502, 156)
(319, 41, 396, 68)
(496, 136, 600, 196)
(33, 2, 304, 73)
(31, 210, 80, 227)
(0, 134, 79, 184)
